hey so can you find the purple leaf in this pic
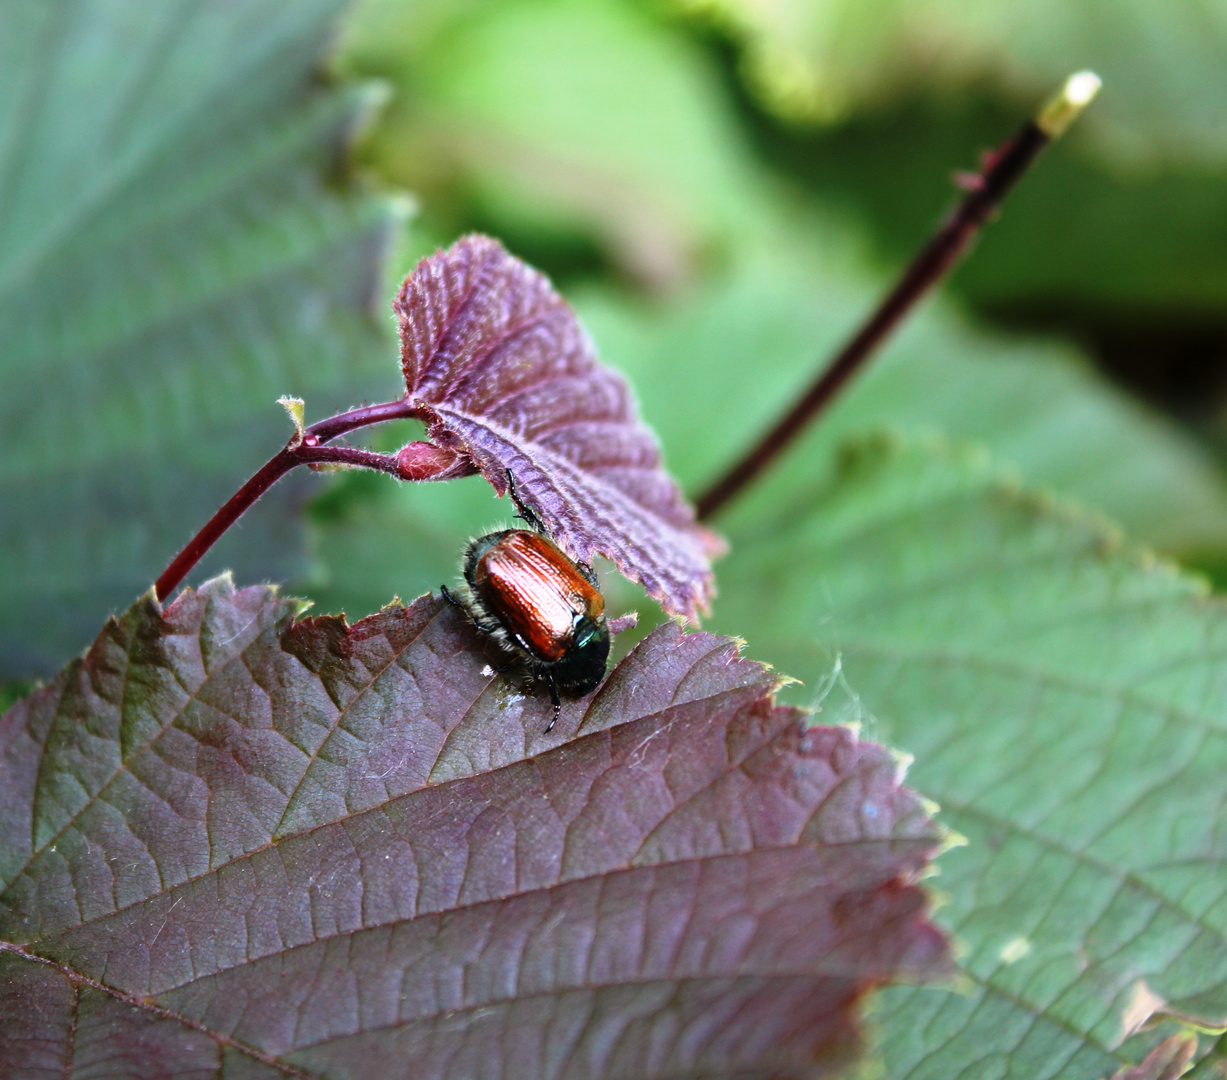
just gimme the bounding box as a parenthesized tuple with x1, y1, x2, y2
(395, 234, 720, 620)
(0, 577, 950, 1079)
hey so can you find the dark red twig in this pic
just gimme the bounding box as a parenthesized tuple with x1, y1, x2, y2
(694, 73, 1100, 521)
(154, 398, 418, 600)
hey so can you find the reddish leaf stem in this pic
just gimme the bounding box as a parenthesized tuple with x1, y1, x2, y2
(695, 73, 1099, 521)
(154, 397, 419, 601)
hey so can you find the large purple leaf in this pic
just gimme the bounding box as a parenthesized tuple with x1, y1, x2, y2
(395, 234, 719, 620)
(0, 577, 950, 1079)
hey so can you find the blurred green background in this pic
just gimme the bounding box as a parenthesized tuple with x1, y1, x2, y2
(7, 0, 1227, 679)
(6, 2, 1227, 1077)
(322, 0, 1227, 621)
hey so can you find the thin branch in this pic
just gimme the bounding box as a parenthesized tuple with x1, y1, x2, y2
(154, 397, 420, 601)
(297, 445, 402, 474)
(155, 449, 296, 601)
(307, 397, 421, 443)
(694, 71, 1101, 522)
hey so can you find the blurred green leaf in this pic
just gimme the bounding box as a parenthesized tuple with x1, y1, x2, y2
(678, 0, 1227, 166)
(677, 0, 1227, 378)
(343, 0, 1227, 321)
(710, 434, 1227, 1078)
(0, 0, 407, 677)
(341, 0, 756, 286)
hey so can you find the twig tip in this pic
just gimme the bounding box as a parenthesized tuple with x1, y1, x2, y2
(1036, 70, 1101, 138)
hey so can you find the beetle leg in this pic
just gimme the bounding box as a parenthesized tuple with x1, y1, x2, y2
(544, 675, 561, 733)
(475, 618, 513, 643)
(444, 587, 513, 647)
(506, 469, 547, 533)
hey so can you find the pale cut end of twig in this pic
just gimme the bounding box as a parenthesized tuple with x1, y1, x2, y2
(1036, 70, 1102, 138)
(277, 396, 306, 440)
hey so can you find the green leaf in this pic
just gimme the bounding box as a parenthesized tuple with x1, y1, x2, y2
(0, 0, 407, 678)
(709, 434, 1227, 1077)
(341, 0, 756, 285)
(343, 0, 1227, 324)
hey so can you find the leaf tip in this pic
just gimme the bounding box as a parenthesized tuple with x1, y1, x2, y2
(888, 744, 916, 780)
(277, 396, 306, 442)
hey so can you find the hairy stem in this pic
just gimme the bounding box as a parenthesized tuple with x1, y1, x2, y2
(695, 72, 1101, 521)
(154, 397, 419, 601)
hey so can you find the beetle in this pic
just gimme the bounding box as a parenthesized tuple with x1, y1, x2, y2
(441, 476, 610, 730)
